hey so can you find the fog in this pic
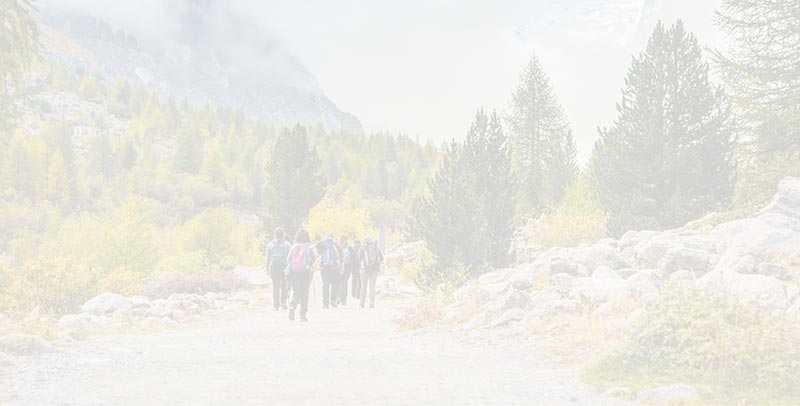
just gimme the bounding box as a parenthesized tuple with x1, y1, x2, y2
(44, 0, 722, 161)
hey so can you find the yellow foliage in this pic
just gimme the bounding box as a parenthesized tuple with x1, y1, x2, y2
(306, 195, 376, 241)
(529, 177, 608, 249)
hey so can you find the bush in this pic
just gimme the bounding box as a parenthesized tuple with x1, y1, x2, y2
(585, 288, 800, 404)
(178, 208, 258, 269)
(393, 293, 447, 330)
(527, 177, 607, 249)
(414, 261, 472, 295)
(142, 270, 248, 299)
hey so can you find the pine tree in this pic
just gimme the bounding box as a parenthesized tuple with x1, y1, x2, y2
(263, 125, 326, 236)
(591, 21, 735, 236)
(506, 55, 577, 217)
(88, 133, 114, 176)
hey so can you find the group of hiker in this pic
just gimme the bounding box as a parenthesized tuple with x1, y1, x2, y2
(265, 227, 385, 322)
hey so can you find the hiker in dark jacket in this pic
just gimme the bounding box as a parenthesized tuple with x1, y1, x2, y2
(286, 228, 317, 322)
(316, 233, 342, 309)
(338, 233, 358, 305)
(265, 228, 291, 311)
(359, 236, 384, 309)
(350, 239, 362, 300)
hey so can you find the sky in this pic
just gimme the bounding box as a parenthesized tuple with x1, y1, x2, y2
(44, 0, 724, 163)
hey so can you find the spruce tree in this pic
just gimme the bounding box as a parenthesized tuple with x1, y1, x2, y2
(263, 125, 326, 236)
(591, 21, 735, 236)
(0, 0, 39, 134)
(506, 55, 577, 217)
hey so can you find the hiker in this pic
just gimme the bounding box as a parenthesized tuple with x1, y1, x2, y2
(286, 228, 317, 322)
(317, 233, 342, 309)
(338, 234, 357, 305)
(350, 238, 362, 300)
(359, 236, 384, 309)
(265, 228, 291, 311)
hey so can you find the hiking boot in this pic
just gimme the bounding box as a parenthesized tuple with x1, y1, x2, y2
(289, 308, 295, 321)
(300, 316, 308, 322)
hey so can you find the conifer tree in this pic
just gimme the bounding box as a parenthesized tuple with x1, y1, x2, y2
(263, 125, 325, 236)
(0, 0, 39, 133)
(506, 55, 577, 217)
(414, 109, 516, 282)
(591, 21, 735, 236)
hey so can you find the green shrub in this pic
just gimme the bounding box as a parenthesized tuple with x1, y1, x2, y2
(414, 261, 472, 295)
(585, 288, 800, 404)
(529, 177, 607, 249)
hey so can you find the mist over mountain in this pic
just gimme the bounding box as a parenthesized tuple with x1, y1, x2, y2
(38, 2, 363, 134)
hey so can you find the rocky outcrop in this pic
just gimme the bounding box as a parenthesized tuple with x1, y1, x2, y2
(442, 178, 800, 335)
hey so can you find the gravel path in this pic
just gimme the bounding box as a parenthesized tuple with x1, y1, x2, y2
(3, 299, 621, 405)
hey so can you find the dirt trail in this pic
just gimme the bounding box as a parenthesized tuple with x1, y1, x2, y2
(4, 298, 620, 405)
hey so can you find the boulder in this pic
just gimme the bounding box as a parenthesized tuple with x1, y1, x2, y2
(602, 387, 632, 399)
(129, 296, 151, 309)
(0, 334, 54, 356)
(626, 272, 659, 298)
(632, 232, 683, 268)
(463, 312, 488, 331)
(475, 282, 509, 304)
(509, 272, 535, 290)
(591, 266, 621, 280)
(550, 273, 575, 291)
(530, 287, 562, 310)
(576, 244, 628, 270)
(787, 299, 800, 321)
(81, 293, 133, 315)
(699, 269, 789, 309)
(478, 269, 514, 285)
(657, 247, 710, 275)
(549, 258, 579, 275)
(489, 308, 525, 328)
(618, 230, 660, 251)
(0, 351, 17, 369)
(758, 177, 800, 218)
(757, 262, 790, 280)
(57, 313, 93, 332)
(569, 278, 628, 305)
(616, 268, 636, 279)
(635, 384, 700, 405)
(714, 254, 757, 274)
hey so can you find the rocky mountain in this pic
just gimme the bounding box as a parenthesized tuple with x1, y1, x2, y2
(38, 7, 363, 134)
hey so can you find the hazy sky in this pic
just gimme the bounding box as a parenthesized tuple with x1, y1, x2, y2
(44, 0, 723, 162)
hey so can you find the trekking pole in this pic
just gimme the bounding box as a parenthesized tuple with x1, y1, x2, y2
(311, 271, 317, 305)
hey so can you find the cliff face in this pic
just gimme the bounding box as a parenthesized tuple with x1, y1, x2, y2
(39, 7, 363, 134)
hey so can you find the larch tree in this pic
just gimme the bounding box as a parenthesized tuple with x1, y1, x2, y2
(506, 55, 577, 218)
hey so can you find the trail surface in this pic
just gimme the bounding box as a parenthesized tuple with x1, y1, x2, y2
(4, 299, 620, 405)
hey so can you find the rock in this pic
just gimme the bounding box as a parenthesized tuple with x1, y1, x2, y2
(635, 383, 701, 405)
(787, 286, 800, 303)
(487, 290, 531, 315)
(633, 233, 683, 268)
(758, 177, 800, 218)
(639, 293, 662, 307)
(787, 299, 800, 321)
(57, 313, 93, 331)
(475, 282, 509, 304)
(714, 254, 757, 274)
(657, 247, 710, 275)
(602, 387, 632, 399)
(489, 308, 525, 327)
(111, 308, 133, 324)
(699, 269, 789, 309)
(530, 287, 563, 310)
(81, 293, 133, 315)
(577, 244, 628, 270)
(509, 272, 535, 290)
(478, 269, 514, 285)
(669, 269, 696, 283)
(463, 312, 488, 331)
(626, 272, 659, 298)
(129, 296, 151, 309)
(591, 266, 621, 280)
(549, 258, 579, 275)
(618, 230, 660, 251)
(757, 262, 790, 280)
(616, 268, 636, 279)
(0, 334, 54, 356)
(233, 291, 255, 304)
(569, 278, 628, 305)
(550, 273, 575, 291)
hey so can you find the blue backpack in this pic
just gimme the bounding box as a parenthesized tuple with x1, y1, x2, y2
(320, 240, 340, 268)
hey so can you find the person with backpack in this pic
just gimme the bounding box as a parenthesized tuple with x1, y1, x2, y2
(359, 236, 384, 309)
(285, 228, 317, 322)
(350, 238, 362, 300)
(265, 228, 291, 311)
(316, 233, 342, 309)
(338, 234, 358, 305)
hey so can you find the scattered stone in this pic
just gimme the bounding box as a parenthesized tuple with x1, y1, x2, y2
(657, 247, 710, 275)
(602, 387, 632, 399)
(757, 262, 790, 280)
(234, 266, 269, 286)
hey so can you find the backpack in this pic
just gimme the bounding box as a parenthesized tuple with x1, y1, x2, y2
(289, 244, 311, 272)
(343, 245, 357, 271)
(364, 242, 380, 268)
(268, 240, 290, 268)
(320, 240, 340, 268)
